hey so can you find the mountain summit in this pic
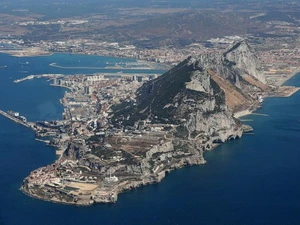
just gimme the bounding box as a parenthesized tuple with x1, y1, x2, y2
(111, 40, 266, 147)
(113, 40, 266, 127)
(223, 40, 266, 84)
(185, 40, 267, 112)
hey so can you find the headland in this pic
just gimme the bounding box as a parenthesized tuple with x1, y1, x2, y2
(0, 40, 299, 206)
(1, 41, 291, 205)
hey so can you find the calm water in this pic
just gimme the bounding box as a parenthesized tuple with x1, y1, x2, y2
(0, 53, 300, 225)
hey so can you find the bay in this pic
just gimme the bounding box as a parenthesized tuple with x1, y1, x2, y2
(0, 52, 300, 225)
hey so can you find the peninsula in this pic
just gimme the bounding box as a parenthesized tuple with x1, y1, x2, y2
(7, 40, 294, 205)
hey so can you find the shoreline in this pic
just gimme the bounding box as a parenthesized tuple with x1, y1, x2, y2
(49, 63, 162, 71)
(233, 109, 253, 118)
(234, 69, 300, 119)
(21, 155, 207, 206)
(272, 67, 300, 86)
(7, 49, 299, 206)
(283, 67, 300, 85)
(0, 49, 54, 58)
(0, 49, 169, 71)
(19, 73, 300, 206)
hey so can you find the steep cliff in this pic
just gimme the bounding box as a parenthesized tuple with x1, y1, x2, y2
(223, 41, 265, 83)
(114, 41, 265, 125)
(187, 40, 266, 83)
(114, 46, 263, 149)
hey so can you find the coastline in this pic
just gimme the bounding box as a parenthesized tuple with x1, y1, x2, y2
(0, 49, 54, 57)
(0, 48, 168, 68)
(271, 67, 300, 86)
(18, 84, 246, 206)
(49, 63, 163, 71)
(234, 69, 300, 119)
(20, 154, 207, 206)
(6, 50, 299, 206)
(51, 84, 73, 91)
(233, 109, 253, 118)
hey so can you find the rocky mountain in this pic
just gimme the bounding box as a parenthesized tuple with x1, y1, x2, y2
(191, 40, 268, 112)
(108, 41, 268, 196)
(21, 40, 263, 205)
(111, 40, 268, 154)
(113, 40, 266, 126)
(223, 40, 266, 84)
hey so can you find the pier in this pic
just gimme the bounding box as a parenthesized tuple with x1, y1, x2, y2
(14, 74, 64, 83)
(35, 138, 51, 144)
(0, 110, 30, 128)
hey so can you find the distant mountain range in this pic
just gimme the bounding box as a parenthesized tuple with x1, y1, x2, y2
(94, 9, 300, 47)
(102, 10, 251, 47)
(0, 0, 299, 46)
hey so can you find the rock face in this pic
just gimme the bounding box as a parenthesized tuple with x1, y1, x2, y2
(181, 40, 267, 112)
(188, 40, 266, 85)
(111, 42, 264, 171)
(115, 40, 265, 125)
(223, 40, 266, 84)
(111, 41, 267, 178)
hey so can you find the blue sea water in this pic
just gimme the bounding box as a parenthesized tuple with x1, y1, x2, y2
(0, 52, 300, 225)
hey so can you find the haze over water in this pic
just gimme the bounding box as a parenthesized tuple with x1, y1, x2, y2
(0, 53, 300, 225)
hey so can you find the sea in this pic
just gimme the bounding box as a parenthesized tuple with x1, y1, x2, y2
(0, 52, 300, 225)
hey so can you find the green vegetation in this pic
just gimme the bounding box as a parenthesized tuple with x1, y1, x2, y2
(135, 59, 192, 118)
(91, 146, 116, 160)
(110, 101, 143, 126)
(110, 58, 194, 125)
(110, 56, 229, 127)
(175, 125, 189, 138)
(88, 135, 104, 143)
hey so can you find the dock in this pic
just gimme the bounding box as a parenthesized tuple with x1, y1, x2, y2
(0, 110, 30, 128)
(35, 138, 51, 144)
(13, 74, 64, 83)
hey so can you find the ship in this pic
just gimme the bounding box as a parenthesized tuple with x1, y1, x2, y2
(7, 110, 19, 117)
(7, 110, 27, 123)
(0, 65, 8, 69)
(20, 116, 27, 123)
(19, 61, 29, 65)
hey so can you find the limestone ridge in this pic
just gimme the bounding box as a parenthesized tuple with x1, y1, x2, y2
(114, 40, 265, 124)
(223, 40, 266, 84)
(113, 46, 256, 145)
(113, 40, 266, 143)
(20, 41, 262, 206)
(135, 57, 228, 120)
(177, 40, 267, 112)
(192, 40, 266, 85)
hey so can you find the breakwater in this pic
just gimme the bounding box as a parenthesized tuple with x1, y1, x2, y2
(0, 110, 30, 128)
